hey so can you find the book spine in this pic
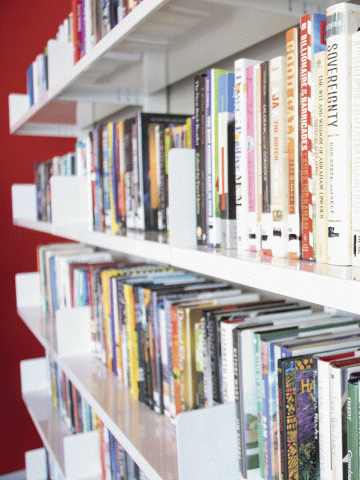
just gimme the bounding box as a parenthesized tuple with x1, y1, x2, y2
(277, 361, 287, 480)
(314, 49, 329, 264)
(284, 359, 299, 480)
(246, 65, 259, 252)
(300, 15, 313, 260)
(261, 340, 272, 480)
(329, 366, 344, 479)
(158, 124, 167, 231)
(347, 379, 359, 480)
(194, 74, 205, 245)
(260, 62, 272, 256)
(233, 328, 245, 476)
(171, 304, 181, 417)
(286, 27, 301, 259)
(327, 4, 360, 265)
(270, 56, 288, 258)
(218, 72, 236, 250)
(220, 321, 235, 403)
(208, 313, 221, 405)
(254, 331, 265, 478)
(201, 312, 213, 407)
(317, 359, 332, 478)
(352, 31, 360, 265)
(194, 322, 205, 408)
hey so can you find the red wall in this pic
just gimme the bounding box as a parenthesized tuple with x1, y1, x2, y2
(0, 0, 76, 473)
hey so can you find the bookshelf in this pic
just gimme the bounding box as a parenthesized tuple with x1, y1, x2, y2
(9, 0, 360, 479)
(8, 0, 321, 136)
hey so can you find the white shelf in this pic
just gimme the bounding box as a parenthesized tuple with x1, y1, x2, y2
(14, 218, 360, 315)
(8, 0, 324, 136)
(22, 391, 70, 479)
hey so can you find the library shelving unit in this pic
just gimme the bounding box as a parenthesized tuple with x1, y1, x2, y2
(9, 1, 360, 479)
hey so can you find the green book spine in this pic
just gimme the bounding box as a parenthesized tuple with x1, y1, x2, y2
(347, 379, 359, 480)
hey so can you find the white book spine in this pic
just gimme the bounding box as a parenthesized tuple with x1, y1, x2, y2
(326, 3, 360, 265)
(220, 321, 237, 403)
(254, 64, 263, 252)
(314, 50, 328, 264)
(318, 358, 332, 478)
(269, 56, 288, 257)
(352, 31, 360, 265)
(85, 133, 94, 231)
(234, 58, 260, 251)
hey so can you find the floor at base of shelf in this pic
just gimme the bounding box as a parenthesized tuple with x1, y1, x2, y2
(0, 470, 26, 480)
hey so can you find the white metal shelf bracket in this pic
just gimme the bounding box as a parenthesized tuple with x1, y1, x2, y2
(142, 52, 167, 113)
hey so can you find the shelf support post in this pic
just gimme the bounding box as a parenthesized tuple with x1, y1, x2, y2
(142, 52, 168, 113)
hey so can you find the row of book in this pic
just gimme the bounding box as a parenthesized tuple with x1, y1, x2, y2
(26, 0, 144, 106)
(34, 147, 86, 222)
(193, 2, 360, 267)
(47, 353, 150, 480)
(48, 352, 97, 434)
(38, 241, 360, 479)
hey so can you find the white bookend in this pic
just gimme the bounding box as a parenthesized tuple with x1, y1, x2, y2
(314, 50, 328, 264)
(63, 430, 100, 480)
(25, 448, 47, 480)
(176, 403, 239, 479)
(50, 176, 90, 226)
(47, 39, 74, 89)
(55, 306, 92, 357)
(12, 184, 37, 221)
(234, 58, 261, 252)
(20, 357, 50, 396)
(168, 148, 197, 249)
(15, 272, 41, 309)
(8, 93, 30, 127)
(326, 3, 360, 265)
(269, 56, 288, 257)
(352, 30, 360, 266)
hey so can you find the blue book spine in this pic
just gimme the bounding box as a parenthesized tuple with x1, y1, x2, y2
(27, 64, 34, 106)
(49, 257, 59, 314)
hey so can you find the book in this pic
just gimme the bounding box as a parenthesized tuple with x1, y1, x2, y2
(258, 61, 272, 256)
(330, 356, 360, 479)
(194, 73, 207, 245)
(246, 64, 261, 252)
(327, 3, 360, 265)
(314, 49, 328, 264)
(300, 13, 327, 261)
(269, 56, 288, 258)
(218, 71, 236, 249)
(347, 376, 360, 480)
(206, 68, 231, 248)
(352, 30, 360, 266)
(286, 27, 301, 259)
(234, 58, 260, 251)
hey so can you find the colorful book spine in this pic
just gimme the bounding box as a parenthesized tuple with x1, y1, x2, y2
(352, 30, 360, 266)
(347, 377, 360, 480)
(194, 73, 207, 245)
(218, 71, 236, 249)
(286, 27, 301, 259)
(246, 65, 261, 252)
(314, 49, 328, 264)
(269, 56, 288, 257)
(207, 68, 230, 248)
(109, 122, 120, 235)
(234, 58, 260, 251)
(259, 61, 272, 257)
(300, 13, 326, 261)
(326, 3, 360, 265)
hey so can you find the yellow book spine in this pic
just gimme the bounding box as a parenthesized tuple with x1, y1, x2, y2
(124, 284, 139, 399)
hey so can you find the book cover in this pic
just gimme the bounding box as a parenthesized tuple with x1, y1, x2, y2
(347, 377, 360, 480)
(286, 27, 301, 259)
(330, 356, 360, 479)
(269, 56, 288, 258)
(326, 3, 360, 265)
(300, 13, 326, 261)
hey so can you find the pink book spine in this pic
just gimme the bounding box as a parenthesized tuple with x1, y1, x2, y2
(246, 65, 256, 251)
